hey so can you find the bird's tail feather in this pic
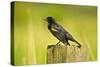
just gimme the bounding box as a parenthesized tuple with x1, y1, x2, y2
(74, 41, 81, 48)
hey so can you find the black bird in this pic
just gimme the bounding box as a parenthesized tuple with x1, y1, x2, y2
(46, 16, 81, 48)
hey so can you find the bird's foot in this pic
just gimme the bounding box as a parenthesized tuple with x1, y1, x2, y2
(77, 45, 81, 48)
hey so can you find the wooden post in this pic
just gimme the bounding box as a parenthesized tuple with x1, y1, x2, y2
(47, 44, 88, 64)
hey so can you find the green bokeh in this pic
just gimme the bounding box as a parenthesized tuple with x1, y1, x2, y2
(13, 1, 97, 65)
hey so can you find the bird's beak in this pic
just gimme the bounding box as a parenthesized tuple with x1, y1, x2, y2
(43, 19, 46, 21)
(42, 18, 47, 23)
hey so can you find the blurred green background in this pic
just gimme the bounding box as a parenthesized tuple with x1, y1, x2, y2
(13, 1, 97, 65)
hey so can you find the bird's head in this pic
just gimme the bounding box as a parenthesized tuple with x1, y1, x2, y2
(46, 16, 55, 23)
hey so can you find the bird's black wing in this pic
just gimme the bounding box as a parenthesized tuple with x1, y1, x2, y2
(50, 27, 68, 45)
(65, 32, 75, 40)
(54, 22, 75, 41)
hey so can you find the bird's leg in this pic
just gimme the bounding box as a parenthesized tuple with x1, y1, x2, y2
(56, 41, 60, 45)
(71, 40, 81, 48)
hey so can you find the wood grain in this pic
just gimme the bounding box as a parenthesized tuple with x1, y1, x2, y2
(47, 44, 88, 64)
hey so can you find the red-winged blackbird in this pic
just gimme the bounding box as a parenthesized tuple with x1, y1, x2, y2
(46, 16, 81, 48)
